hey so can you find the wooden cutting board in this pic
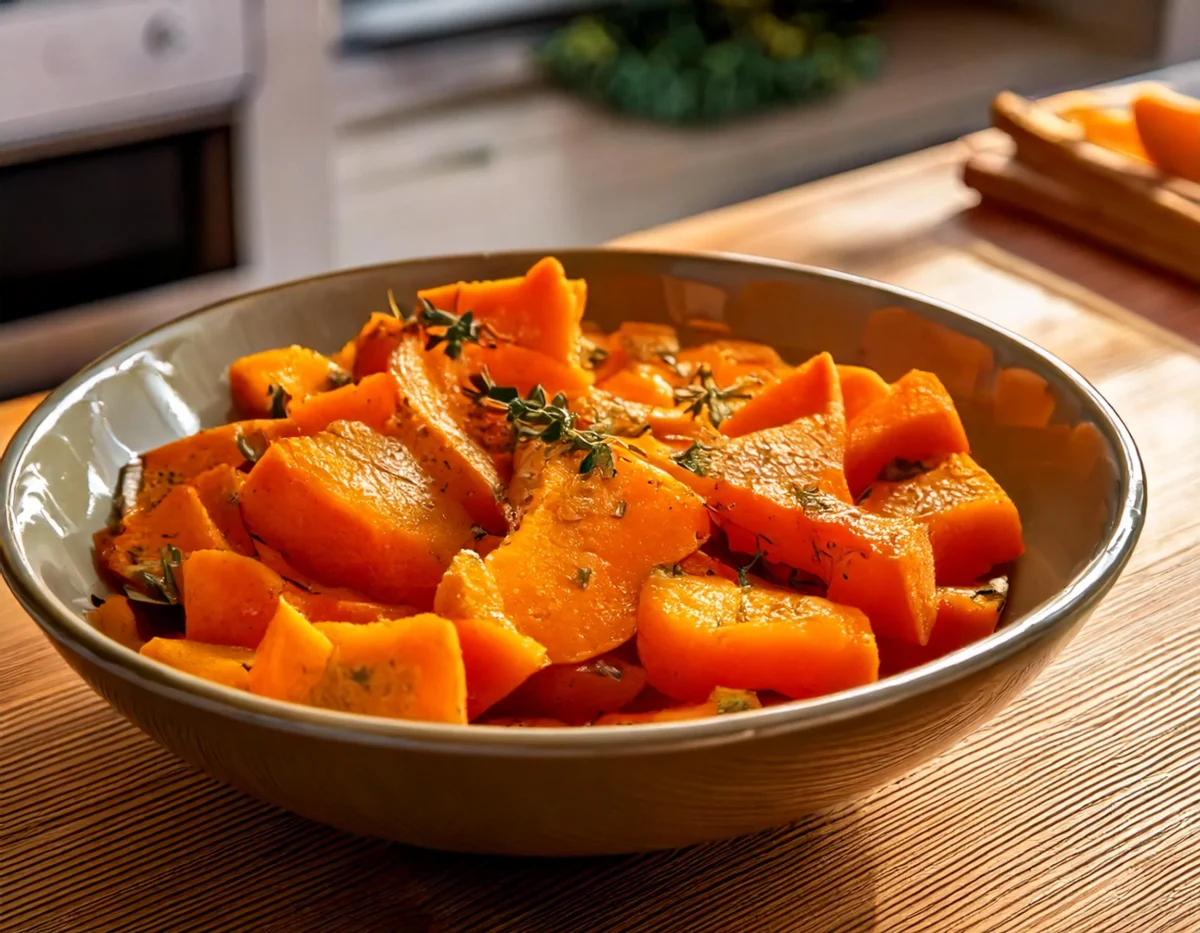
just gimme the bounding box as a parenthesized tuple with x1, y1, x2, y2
(3, 142, 1198, 933)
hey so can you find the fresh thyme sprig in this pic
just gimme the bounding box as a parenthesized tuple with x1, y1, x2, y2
(672, 364, 753, 427)
(386, 289, 498, 360)
(134, 544, 183, 605)
(736, 545, 765, 588)
(466, 370, 616, 477)
(671, 441, 714, 477)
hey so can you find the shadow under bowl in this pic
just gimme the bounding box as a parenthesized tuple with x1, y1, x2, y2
(0, 249, 1145, 855)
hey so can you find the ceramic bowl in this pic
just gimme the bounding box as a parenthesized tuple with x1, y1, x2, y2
(0, 250, 1145, 855)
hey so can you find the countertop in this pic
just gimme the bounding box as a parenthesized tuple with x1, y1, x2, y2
(3, 141, 1198, 932)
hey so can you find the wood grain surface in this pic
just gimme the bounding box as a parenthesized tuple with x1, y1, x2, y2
(3, 142, 1199, 933)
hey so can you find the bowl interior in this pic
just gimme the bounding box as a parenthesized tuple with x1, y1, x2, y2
(4, 249, 1131, 692)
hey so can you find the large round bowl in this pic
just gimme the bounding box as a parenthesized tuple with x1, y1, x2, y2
(0, 250, 1145, 855)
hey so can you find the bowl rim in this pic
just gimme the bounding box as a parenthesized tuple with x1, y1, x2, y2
(0, 248, 1147, 757)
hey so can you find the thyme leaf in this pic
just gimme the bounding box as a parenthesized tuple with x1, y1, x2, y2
(267, 384, 291, 419)
(736, 545, 765, 588)
(672, 364, 752, 427)
(671, 441, 714, 477)
(716, 694, 754, 714)
(791, 484, 835, 514)
(613, 499, 627, 519)
(469, 374, 616, 478)
(137, 544, 183, 605)
(235, 427, 269, 465)
(576, 567, 593, 589)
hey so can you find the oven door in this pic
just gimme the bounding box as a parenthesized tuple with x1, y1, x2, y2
(0, 119, 239, 321)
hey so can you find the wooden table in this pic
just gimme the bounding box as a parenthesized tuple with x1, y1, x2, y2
(4, 142, 1198, 933)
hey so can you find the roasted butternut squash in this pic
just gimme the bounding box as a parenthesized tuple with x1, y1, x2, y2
(858, 453, 1024, 585)
(878, 578, 1007, 674)
(288, 372, 399, 435)
(311, 615, 467, 723)
(500, 650, 646, 724)
(844, 370, 969, 496)
(134, 420, 299, 514)
(86, 595, 145, 651)
(1133, 86, 1200, 182)
(720, 352, 840, 437)
(183, 549, 284, 649)
(240, 421, 475, 606)
(596, 363, 677, 407)
(141, 637, 254, 690)
(99, 485, 232, 588)
(249, 599, 335, 702)
(229, 345, 346, 418)
(434, 550, 549, 718)
(837, 364, 891, 422)
(189, 463, 255, 555)
(390, 332, 511, 532)
(637, 569, 878, 701)
(594, 687, 761, 725)
(422, 256, 585, 366)
(95, 257, 1022, 727)
(485, 444, 710, 663)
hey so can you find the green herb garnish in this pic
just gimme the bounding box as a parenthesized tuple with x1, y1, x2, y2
(791, 484, 835, 514)
(267, 384, 291, 419)
(136, 544, 183, 606)
(736, 546, 765, 588)
(613, 500, 627, 519)
(418, 298, 490, 360)
(469, 373, 617, 478)
(386, 289, 496, 359)
(716, 694, 754, 714)
(671, 441, 714, 477)
(348, 666, 371, 686)
(576, 567, 593, 589)
(235, 427, 269, 465)
(673, 364, 752, 427)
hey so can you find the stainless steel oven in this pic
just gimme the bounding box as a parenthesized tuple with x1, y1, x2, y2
(0, 0, 334, 397)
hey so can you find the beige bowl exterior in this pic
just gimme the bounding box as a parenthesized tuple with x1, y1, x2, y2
(0, 250, 1144, 855)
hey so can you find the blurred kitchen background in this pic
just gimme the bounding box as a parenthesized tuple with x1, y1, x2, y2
(2, 0, 1198, 395)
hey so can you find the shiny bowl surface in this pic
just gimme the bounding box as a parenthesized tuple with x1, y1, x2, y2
(0, 250, 1145, 855)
